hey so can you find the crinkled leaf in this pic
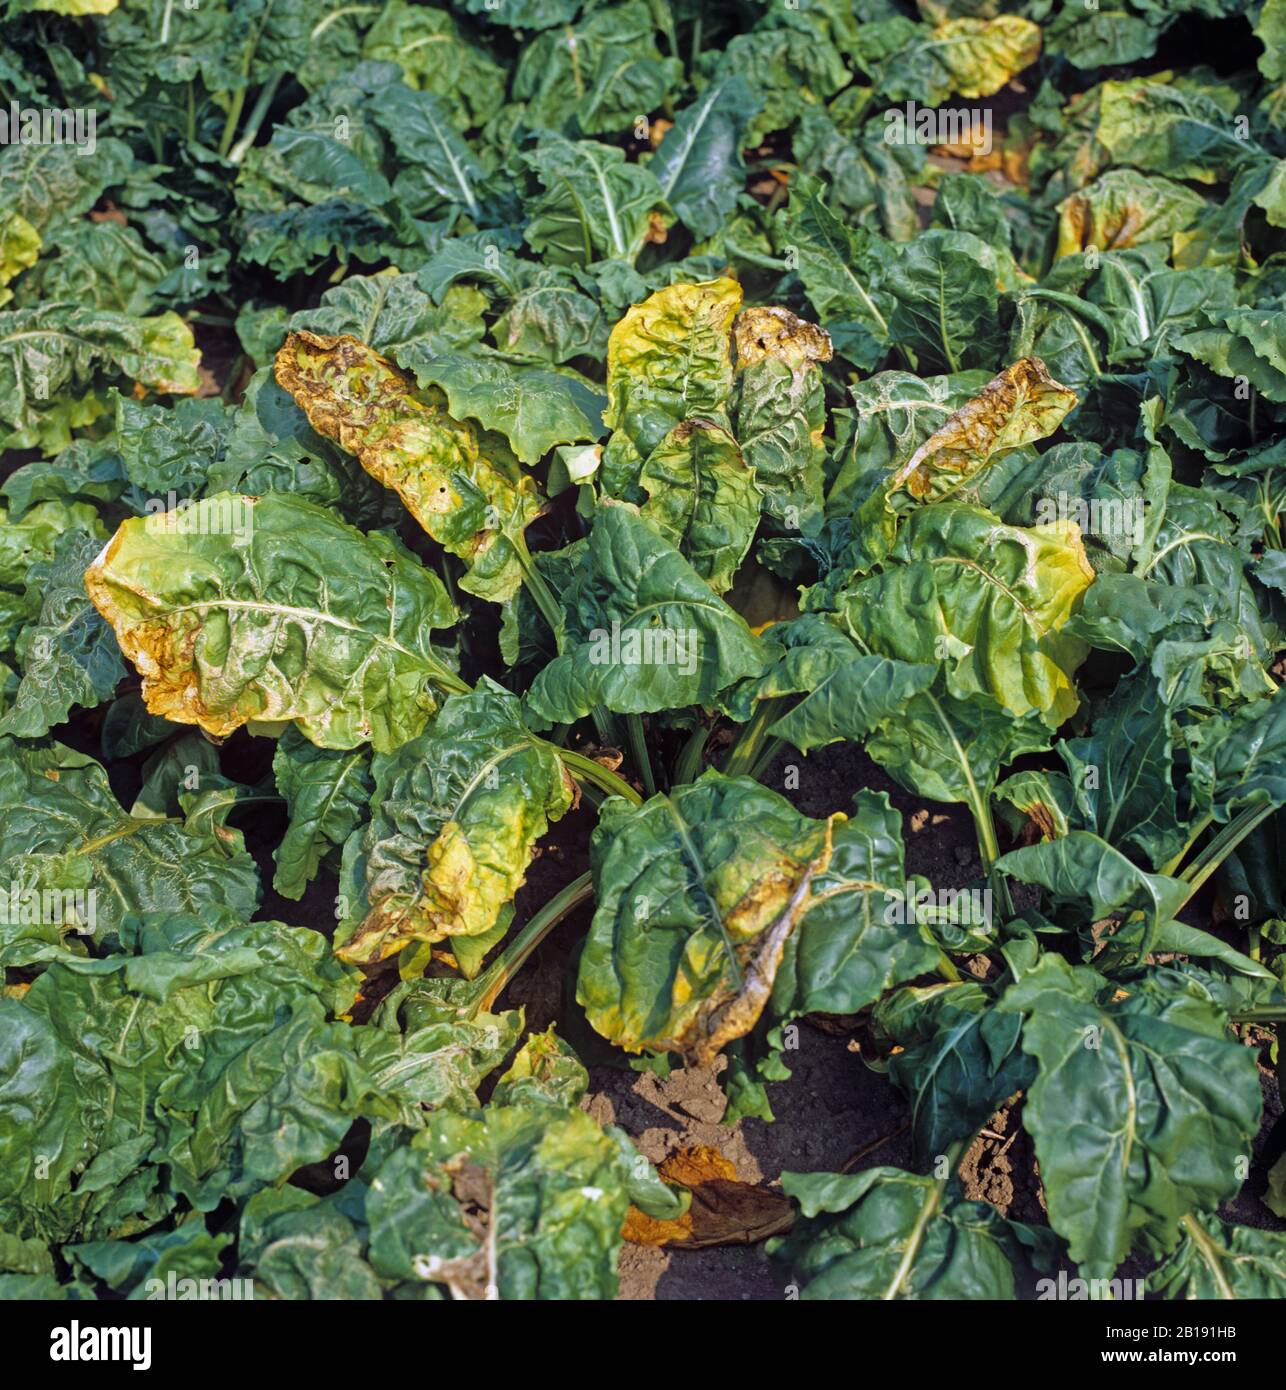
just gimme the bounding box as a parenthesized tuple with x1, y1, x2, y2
(85, 491, 461, 752)
(337, 680, 574, 966)
(525, 503, 766, 725)
(772, 790, 941, 1020)
(772, 1166, 1031, 1299)
(578, 771, 836, 1064)
(0, 741, 260, 960)
(874, 982, 1033, 1161)
(272, 729, 373, 901)
(635, 420, 760, 594)
(999, 953, 1262, 1280)
(0, 530, 124, 738)
(399, 348, 606, 466)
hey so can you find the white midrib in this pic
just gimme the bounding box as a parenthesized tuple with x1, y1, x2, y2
(658, 84, 717, 199)
(589, 154, 625, 258)
(423, 104, 477, 215)
(159, 597, 423, 661)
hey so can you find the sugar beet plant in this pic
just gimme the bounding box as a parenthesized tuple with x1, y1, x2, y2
(1, 0, 1286, 1303)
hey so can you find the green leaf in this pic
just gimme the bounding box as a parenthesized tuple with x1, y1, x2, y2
(769, 654, 938, 754)
(864, 687, 1051, 817)
(0, 137, 133, 238)
(66, 1219, 229, 1298)
(132, 730, 224, 820)
(874, 982, 1033, 1161)
(0, 741, 260, 960)
(1186, 687, 1286, 821)
(710, 24, 849, 143)
(772, 1166, 1031, 1298)
(1058, 674, 1186, 870)
(85, 491, 462, 753)
(887, 230, 1005, 375)
(512, 0, 679, 137)
(456, 0, 578, 29)
(652, 75, 762, 241)
(399, 348, 606, 467)
(775, 184, 894, 370)
(1045, 6, 1160, 69)
(214, 368, 395, 527)
(635, 420, 761, 594)
(113, 392, 230, 499)
(772, 790, 942, 1020)
(722, 612, 862, 723)
(361, 0, 507, 129)
(13, 220, 171, 318)
(272, 729, 373, 901)
(1175, 308, 1286, 405)
(492, 284, 607, 365)
(1151, 1214, 1286, 1298)
(525, 503, 766, 725)
(236, 1186, 384, 1301)
(796, 108, 923, 244)
(999, 953, 1262, 1279)
(370, 85, 488, 219)
(997, 830, 1189, 957)
(289, 270, 486, 360)
(1257, 0, 1286, 82)
(0, 531, 124, 738)
(2, 437, 126, 518)
(521, 134, 670, 267)
(0, 303, 201, 451)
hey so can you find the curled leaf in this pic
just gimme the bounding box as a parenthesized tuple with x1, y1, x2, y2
(885, 358, 1077, 507)
(733, 306, 833, 371)
(274, 331, 541, 602)
(623, 1146, 794, 1248)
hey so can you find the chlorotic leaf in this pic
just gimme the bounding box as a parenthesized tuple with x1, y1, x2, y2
(337, 680, 575, 965)
(85, 492, 462, 752)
